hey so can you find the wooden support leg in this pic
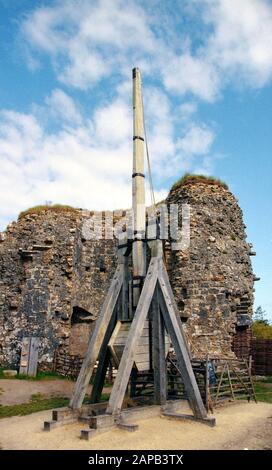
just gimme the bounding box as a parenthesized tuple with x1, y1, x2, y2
(106, 257, 159, 415)
(152, 286, 167, 405)
(90, 349, 111, 404)
(90, 307, 117, 403)
(121, 255, 129, 321)
(158, 261, 207, 420)
(69, 265, 123, 410)
(130, 367, 137, 398)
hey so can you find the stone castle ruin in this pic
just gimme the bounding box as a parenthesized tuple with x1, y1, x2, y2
(0, 176, 256, 373)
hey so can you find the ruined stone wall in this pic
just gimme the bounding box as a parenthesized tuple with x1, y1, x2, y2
(166, 181, 254, 358)
(0, 180, 255, 368)
(0, 208, 117, 368)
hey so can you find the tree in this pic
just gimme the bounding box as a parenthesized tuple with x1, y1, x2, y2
(252, 305, 272, 339)
(253, 306, 268, 325)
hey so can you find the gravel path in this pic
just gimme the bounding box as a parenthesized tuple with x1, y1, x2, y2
(0, 402, 271, 450)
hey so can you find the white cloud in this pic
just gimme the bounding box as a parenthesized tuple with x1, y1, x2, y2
(93, 99, 131, 145)
(179, 102, 198, 118)
(0, 86, 216, 229)
(2, 0, 272, 229)
(177, 124, 215, 156)
(21, 0, 157, 90)
(20, 0, 272, 99)
(161, 53, 219, 102)
(45, 89, 83, 125)
(202, 0, 272, 87)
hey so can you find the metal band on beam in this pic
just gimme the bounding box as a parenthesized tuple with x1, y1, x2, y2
(133, 230, 145, 241)
(132, 283, 142, 288)
(118, 243, 130, 250)
(133, 135, 144, 141)
(132, 275, 145, 288)
(132, 172, 145, 178)
(134, 230, 145, 236)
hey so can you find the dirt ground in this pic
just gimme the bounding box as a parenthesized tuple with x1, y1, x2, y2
(0, 401, 271, 450)
(0, 378, 110, 405)
(0, 379, 82, 405)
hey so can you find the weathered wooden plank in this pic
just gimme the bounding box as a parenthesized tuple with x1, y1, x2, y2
(19, 337, 30, 375)
(243, 358, 257, 403)
(157, 260, 207, 420)
(121, 254, 129, 321)
(89, 414, 115, 430)
(109, 320, 150, 371)
(162, 412, 215, 427)
(108, 320, 123, 367)
(120, 404, 162, 421)
(134, 351, 150, 358)
(27, 337, 39, 377)
(135, 362, 150, 371)
(114, 332, 149, 343)
(106, 257, 159, 415)
(44, 416, 79, 431)
(52, 407, 79, 421)
(69, 265, 123, 410)
(114, 336, 149, 347)
(80, 429, 97, 440)
(116, 422, 139, 432)
(152, 286, 166, 405)
(215, 363, 227, 404)
(227, 364, 235, 400)
(158, 261, 191, 355)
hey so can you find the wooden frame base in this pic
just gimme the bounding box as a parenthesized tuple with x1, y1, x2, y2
(44, 399, 214, 439)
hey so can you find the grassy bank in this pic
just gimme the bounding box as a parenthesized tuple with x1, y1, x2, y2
(0, 395, 69, 419)
(0, 368, 70, 381)
(253, 377, 272, 404)
(0, 392, 110, 419)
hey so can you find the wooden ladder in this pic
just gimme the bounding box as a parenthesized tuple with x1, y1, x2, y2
(212, 358, 257, 406)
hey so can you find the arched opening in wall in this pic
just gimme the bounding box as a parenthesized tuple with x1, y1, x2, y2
(69, 306, 95, 357)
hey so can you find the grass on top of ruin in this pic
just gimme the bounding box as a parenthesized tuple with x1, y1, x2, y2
(171, 173, 229, 191)
(18, 204, 79, 219)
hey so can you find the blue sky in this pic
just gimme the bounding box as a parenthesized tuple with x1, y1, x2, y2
(0, 0, 271, 320)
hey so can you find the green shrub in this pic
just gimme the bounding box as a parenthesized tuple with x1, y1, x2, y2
(252, 321, 272, 339)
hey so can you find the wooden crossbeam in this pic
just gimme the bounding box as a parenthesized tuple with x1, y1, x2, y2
(69, 265, 123, 409)
(162, 411, 215, 427)
(106, 257, 159, 415)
